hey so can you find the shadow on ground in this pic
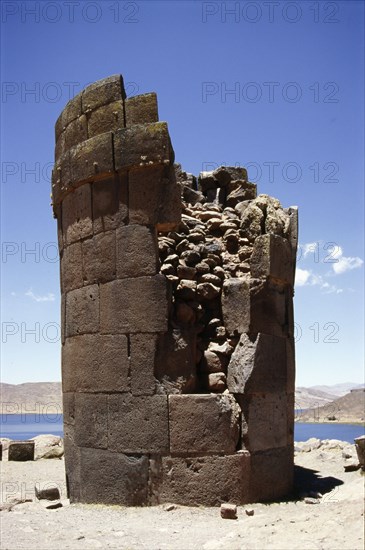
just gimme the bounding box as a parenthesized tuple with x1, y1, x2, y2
(291, 465, 344, 500)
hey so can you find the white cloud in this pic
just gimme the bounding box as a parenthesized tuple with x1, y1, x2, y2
(302, 242, 319, 258)
(295, 268, 311, 286)
(25, 289, 55, 302)
(10, 292, 17, 296)
(295, 269, 343, 294)
(332, 254, 363, 275)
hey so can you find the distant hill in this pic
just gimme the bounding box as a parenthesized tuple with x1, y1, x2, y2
(295, 387, 337, 409)
(0, 382, 62, 414)
(308, 382, 364, 397)
(1, 381, 363, 418)
(297, 390, 365, 424)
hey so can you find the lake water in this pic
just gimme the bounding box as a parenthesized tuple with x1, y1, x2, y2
(1, 414, 364, 443)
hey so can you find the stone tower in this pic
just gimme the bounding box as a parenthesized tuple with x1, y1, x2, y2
(52, 74, 297, 506)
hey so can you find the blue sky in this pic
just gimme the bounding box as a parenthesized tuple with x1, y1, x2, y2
(1, 0, 364, 386)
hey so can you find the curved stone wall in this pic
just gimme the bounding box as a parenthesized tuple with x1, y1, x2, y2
(53, 74, 297, 506)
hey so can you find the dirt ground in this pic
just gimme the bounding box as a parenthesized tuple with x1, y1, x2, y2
(0, 440, 364, 550)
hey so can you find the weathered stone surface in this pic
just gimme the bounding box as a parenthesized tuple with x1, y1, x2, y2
(354, 435, 365, 469)
(200, 350, 227, 373)
(114, 122, 174, 171)
(92, 174, 128, 234)
(31, 435, 64, 460)
(222, 277, 250, 335)
(52, 151, 72, 206)
(61, 241, 83, 293)
(169, 394, 241, 454)
(125, 93, 159, 126)
(108, 395, 169, 453)
(220, 503, 238, 519)
(63, 392, 75, 425)
(63, 423, 80, 501)
(55, 93, 82, 141)
(100, 275, 168, 334)
(82, 231, 116, 285)
(80, 448, 149, 505)
(88, 100, 125, 138)
(64, 114, 88, 152)
(82, 74, 126, 112)
(130, 334, 157, 396)
(240, 204, 264, 242)
(250, 234, 293, 285)
(62, 184, 93, 245)
(226, 182, 257, 207)
(74, 393, 108, 449)
(70, 132, 114, 185)
(155, 329, 197, 393)
(227, 333, 287, 394)
(62, 334, 129, 393)
(250, 446, 293, 502)
(8, 441, 34, 461)
(249, 279, 288, 337)
(116, 225, 158, 278)
(213, 166, 248, 186)
(244, 393, 288, 452)
(65, 284, 99, 337)
(158, 453, 250, 506)
(129, 165, 181, 229)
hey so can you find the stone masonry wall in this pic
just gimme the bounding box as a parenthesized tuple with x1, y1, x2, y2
(52, 74, 298, 506)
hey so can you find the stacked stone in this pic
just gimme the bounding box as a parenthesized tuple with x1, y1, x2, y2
(53, 74, 297, 507)
(158, 165, 298, 501)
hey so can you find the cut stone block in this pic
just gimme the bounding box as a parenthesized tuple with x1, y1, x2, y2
(64, 114, 88, 152)
(62, 334, 129, 393)
(130, 333, 157, 396)
(227, 333, 287, 394)
(82, 74, 126, 112)
(52, 151, 72, 206)
(62, 392, 75, 425)
(286, 336, 296, 393)
(250, 446, 293, 502)
(222, 277, 250, 335)
(61, 293, 66, 345)
(100, 275, 168, 334)
(158, 453, 250, 506)
(65, 284, 99, 337)
(70, 132, 114, 185)
(62, 184, 93, 245)
(129, 165, 181, 229)
(61, 241, 83, 293)
(55, 93, 82, 141)
(92, 174, 128, 234)
(108, 395, 169, 453)
(155, 329, 197, 394)
(244, 393, 288, 452)
(63, 423, 81, 501)
(169, 394, 241, 454)
(8, 441, 35, 461)
(74, 393, 108, 449)
(250, 234, 293, 285)
(114, 122, 174, 171)
(88, 100, 125, 138)
(80, 448, 148, 505)
(285, 206, 299, 276)
(116, 225, 158, 278)
(125, 93, 159, 126)
(82, 231, 116, 285)
(249, 279, 288, 337)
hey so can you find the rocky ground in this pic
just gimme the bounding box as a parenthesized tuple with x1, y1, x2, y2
(0, 438, 363, 550)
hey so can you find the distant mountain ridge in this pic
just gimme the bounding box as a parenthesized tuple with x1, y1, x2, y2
(1, 381, 363, 414)
(1, 382, 62, 414)
(297, 390, 365, 424)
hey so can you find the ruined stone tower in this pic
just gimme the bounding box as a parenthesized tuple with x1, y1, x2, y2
(52, 74, 297, 506)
